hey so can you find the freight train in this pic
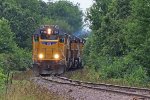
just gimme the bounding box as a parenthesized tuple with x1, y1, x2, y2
(32, 25, 85, 75)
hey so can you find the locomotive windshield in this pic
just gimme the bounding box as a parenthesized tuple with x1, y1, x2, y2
(41, 34, 58, 40)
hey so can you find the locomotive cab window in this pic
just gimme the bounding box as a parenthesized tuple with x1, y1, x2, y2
(41, 34, 58, 40)
(50, 35, 58, 40)
(59, 38, 65, 43)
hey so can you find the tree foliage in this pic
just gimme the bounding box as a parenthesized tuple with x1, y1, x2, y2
(1, 0, 83, 48)
(0, 18, 16, 53)
(84, 0, 150, 83)
(0, 18, 31, 73)
(47, 1, 83, 32)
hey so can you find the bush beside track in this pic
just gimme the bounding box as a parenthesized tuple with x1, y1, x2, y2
(64, 68, 150, 88)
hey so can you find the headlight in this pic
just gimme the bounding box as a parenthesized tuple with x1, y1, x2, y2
(47, 28, 51, 35)
(54, 54, 59, 59)
(39, 54, 44, 59)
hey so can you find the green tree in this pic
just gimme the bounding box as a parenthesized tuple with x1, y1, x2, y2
(47, 1, 83, 32)
(125, 0, 150, 72)
(0, 18, 31, 72)
(84, 0, 150, 82)
(1, 0, 41, 48)
(0, 18, 16, 53)
(1, 0, 83, 48)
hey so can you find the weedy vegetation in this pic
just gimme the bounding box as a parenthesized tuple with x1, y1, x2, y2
(0, 70, 66, 100)
(65, 68, 150, 88)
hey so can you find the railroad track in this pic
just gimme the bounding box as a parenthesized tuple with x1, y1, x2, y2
(41, 76, 150, 99)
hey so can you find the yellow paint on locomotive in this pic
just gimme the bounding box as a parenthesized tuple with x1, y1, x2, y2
(32, 37, 65, 62)
(70, 42, 84, 57)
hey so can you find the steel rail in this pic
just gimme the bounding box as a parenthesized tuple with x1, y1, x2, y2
(41, 76, 150, 99)
(57, 76, 150, 91)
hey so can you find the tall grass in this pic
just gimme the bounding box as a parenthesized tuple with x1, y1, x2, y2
(0, 70, 66, 100)
(0, 80, 64, 100)
(65, 68, 150, 88)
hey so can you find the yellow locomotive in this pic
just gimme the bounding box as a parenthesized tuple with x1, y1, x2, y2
(32, 25, 85, 75)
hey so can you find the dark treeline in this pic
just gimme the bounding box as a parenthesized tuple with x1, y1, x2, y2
(0, 0, 83, 87)
(84, 0, 150, 84)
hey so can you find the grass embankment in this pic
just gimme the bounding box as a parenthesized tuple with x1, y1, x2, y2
(65, 68, 150, 88)
(0, 70, 65, 100)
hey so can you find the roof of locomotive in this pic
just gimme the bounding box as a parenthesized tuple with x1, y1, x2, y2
(33, 25, 86, 42)
(39, 25, 59, 30)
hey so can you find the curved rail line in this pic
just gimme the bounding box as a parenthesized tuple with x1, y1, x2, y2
(41, 76, 150, 99)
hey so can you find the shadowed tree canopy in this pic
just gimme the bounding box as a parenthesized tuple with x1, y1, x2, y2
(1, 0, 83, 48)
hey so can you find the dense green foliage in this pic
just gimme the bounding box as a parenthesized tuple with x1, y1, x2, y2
(0, 18, 31, 87)
(1, 0, 83, 48)
(48, 1, 83, 32)
(0, 0, 83, 91)
(84, 0, 150, 84)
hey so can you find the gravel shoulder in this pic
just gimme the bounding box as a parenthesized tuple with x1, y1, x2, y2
(31, 77, 144, 100)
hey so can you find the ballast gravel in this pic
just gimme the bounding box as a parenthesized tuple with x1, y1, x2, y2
(32, 77, 147, 100)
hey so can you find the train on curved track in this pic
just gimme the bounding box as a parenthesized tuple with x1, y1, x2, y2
(32, 25, 85, 75)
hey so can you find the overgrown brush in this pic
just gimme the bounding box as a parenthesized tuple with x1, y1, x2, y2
(0, 70, 66, 100)
(65, 68, 150, 88)
(0, 80, 64, 100)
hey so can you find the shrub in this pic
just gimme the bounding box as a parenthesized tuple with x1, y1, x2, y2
(124, 66, 148, 85)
